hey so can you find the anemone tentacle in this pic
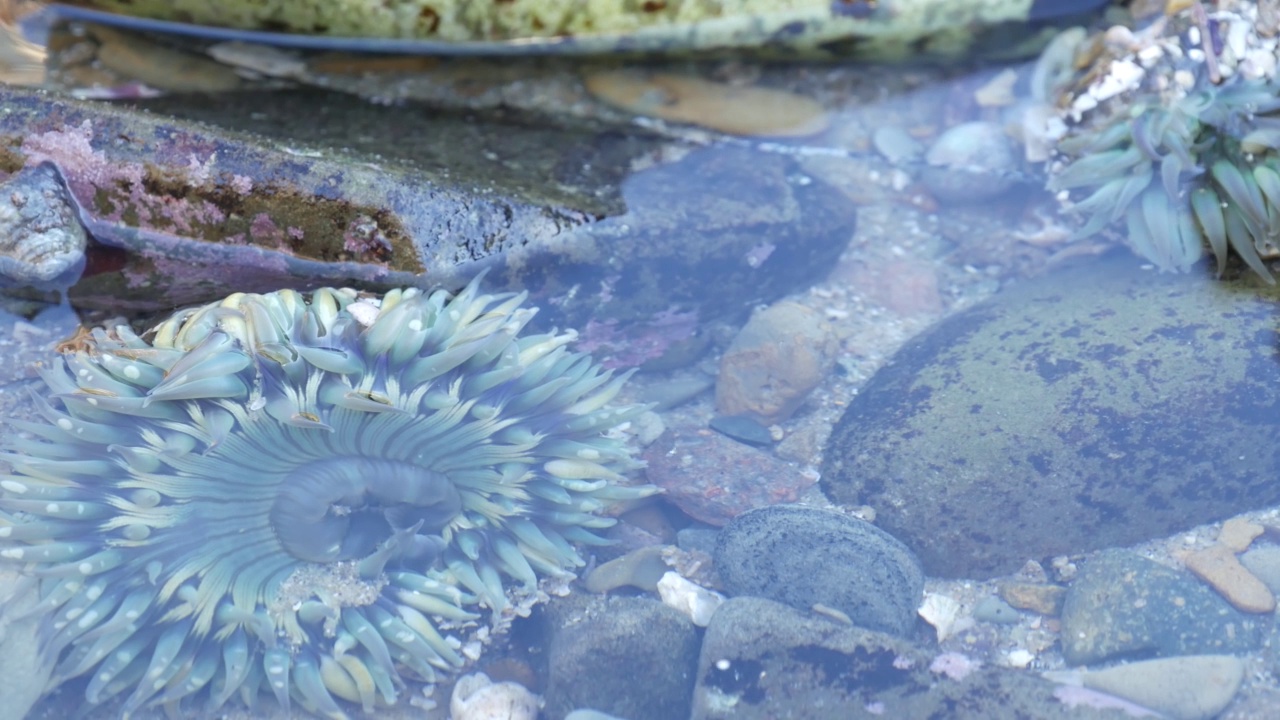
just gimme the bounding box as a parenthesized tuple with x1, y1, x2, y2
(1046, 8, 1280, 281)
(0, 277, 654, 718)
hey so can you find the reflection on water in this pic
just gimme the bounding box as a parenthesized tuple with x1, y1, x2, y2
(1, 1, 1279, 718)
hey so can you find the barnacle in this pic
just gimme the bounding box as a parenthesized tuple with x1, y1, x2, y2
(0, 277, 654, 718)
(1049, 73, 1280, 281)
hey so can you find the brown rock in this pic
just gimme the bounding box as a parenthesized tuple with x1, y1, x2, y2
(91, 26, 241, 92)
(584, 71, 829, 138)
(1218, 517, 1264, 553)
(715, 301, 837, 424)
(999, 582, 1067, 617)
(1184, 544, 1276, 614)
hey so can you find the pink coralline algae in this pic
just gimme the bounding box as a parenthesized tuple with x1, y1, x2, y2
(343, 214, 392, 258)
(21, 119, 227, 235)
(928, 652, 980, 681)
(249, 212, 288, 248)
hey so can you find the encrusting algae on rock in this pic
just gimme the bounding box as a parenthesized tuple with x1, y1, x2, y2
(0, 276, 656, 718)
(60, 0, 1112, 58)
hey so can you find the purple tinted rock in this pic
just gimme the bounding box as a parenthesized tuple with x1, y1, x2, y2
(643, 427, 816, 526)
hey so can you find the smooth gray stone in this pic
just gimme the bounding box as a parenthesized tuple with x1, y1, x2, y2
(714, 504, 923, 636)
(1060, 550, 1261, 666)
(540, 594, 699, 720)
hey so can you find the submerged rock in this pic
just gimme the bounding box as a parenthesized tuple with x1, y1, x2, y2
(0, 86, 853, 362)
(1053, 655, 1245, 720)
(540, 594, 699, 720)
(716, 300, 839, 424)
(714, 505, 923, 636)
(822, 254, 1280, 578)
(1059, 550, 1260, 666)
(692, 596, 1097, 720)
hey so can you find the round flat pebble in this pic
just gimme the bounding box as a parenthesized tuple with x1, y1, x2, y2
(973, 596, 1020, 624)
(714, 504, 923, 636)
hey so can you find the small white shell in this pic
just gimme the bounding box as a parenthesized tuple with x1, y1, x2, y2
(657, 571, 724, 627)
(449, 672, 540, 720)
(917, 592, 964, 643)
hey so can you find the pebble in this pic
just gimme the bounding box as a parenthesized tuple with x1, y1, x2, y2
(921, 121, 1018, 204)
(973, 596, 1021, 625)
(639, 373, 714, 411)
(1183, 544, 1276, 613)
(1049, 655, 1245, 720)
(871, 126, 924, 165)
(715, 300, 838, 424)
(999, 582, 1067, 616)
(584, 71, 829, 138)
(584, 545, 671, 594)
(1240, 545, 1280, 594)
(1059, 550, 1261, 665)
(715, 505, 924, 636)
(708, 414, 773, 446)
(643, 428, 816, 526)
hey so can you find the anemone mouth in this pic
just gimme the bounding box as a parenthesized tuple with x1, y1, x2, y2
(270, 457, 461, 569)
(0, 278, 654, 718)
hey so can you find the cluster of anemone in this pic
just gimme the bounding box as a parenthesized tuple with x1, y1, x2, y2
(1048, 67, 1280, 281)
(0, 278, 654, 718)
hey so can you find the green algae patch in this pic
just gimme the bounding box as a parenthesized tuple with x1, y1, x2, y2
(821, 254, 1280, 579)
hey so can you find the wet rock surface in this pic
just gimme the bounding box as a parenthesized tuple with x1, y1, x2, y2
(0, 86, 854, 348)
(1060, 550, 1261, 666)
(691, 596, 1108, 720)
(714, 505, 923, 636)
(538, 594, 700, 720)
(821, 254, 1280, 578)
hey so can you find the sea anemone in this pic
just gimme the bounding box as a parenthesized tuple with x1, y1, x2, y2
(1045, 12, 1280, 281)
(0, 277, 654, 718)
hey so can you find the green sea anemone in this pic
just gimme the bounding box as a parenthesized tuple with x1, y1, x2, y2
(1049, 70, 1280, 280)
(0, 278, 654, 718)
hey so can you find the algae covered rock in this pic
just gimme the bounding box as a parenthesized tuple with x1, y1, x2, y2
(58, 0, 1113, 59)
(821, 254, 1280, 578)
